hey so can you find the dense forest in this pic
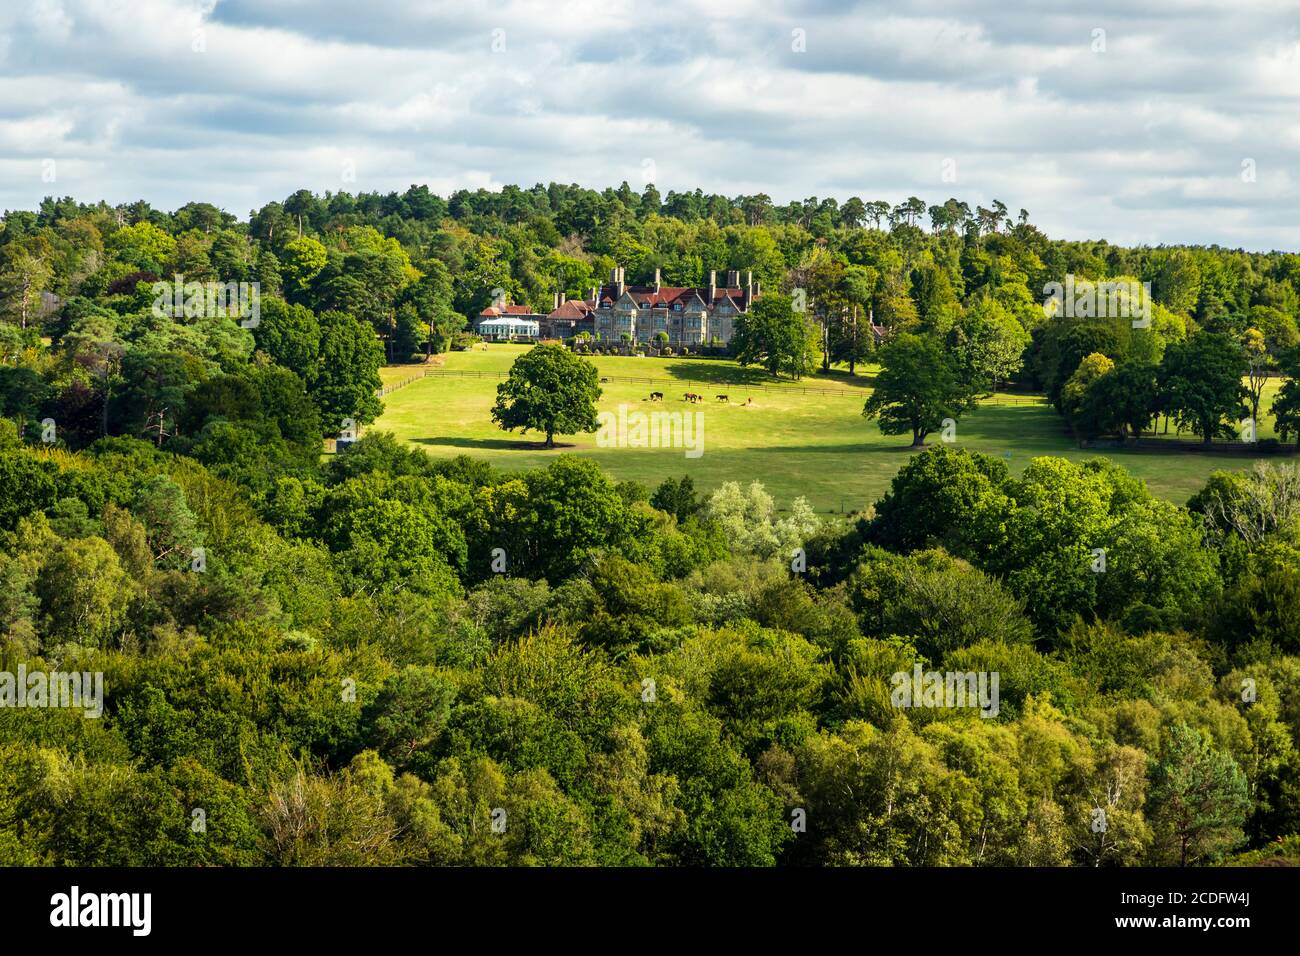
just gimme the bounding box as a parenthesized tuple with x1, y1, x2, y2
(2, 184, 1300, 865)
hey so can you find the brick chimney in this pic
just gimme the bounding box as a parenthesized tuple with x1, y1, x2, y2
(553, 291, 560, 310)
(726, 269, 739, 288)
(559, 292, 566, 305)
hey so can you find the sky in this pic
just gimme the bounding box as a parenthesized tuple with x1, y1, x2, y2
(3, 0, 1300, 250)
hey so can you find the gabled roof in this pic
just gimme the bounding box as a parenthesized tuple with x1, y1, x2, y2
(547, 299, 593, 319)
(479, 303, 539, 318)
(594, 278, 760, 311)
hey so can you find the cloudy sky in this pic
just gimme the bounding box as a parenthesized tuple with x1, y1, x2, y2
(3, 0, 1300, 249)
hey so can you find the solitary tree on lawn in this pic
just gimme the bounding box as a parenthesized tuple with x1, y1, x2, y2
(492, 344, 601, 448)
(731, 293, 819, 380)
(863, 333, 975, 447)
(1159, 332, 1249, 444)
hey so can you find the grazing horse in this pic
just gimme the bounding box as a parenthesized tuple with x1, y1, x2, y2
(716, 394, 729, 402)
(649, 391, 663, 401)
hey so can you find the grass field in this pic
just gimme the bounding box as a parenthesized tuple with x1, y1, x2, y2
(371, 345, 1290, 512)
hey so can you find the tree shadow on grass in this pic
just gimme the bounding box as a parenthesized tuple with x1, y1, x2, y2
(958, 403, 1067, 447)
(660, 362, 779, 387)
(814, 369, 877, 389)
(413, 436, 576, 451)
(751, 441, 922, 454)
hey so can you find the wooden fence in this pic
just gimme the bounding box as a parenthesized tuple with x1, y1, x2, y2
(376, 371, 428, 397)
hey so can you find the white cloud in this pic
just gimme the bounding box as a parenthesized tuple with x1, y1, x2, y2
(1, 0, 1299, 249)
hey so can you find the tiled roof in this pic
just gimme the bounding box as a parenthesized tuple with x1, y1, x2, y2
(479, 304, 539, 317)
(547, 299, 597, 320)
(598, 284, 755, 308)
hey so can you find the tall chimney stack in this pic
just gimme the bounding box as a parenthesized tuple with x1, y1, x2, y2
(726, 269, 739, 288)
(746, 270, 753, 303)
(653, 267, 661, 292)
(589, 286, 597, 304)
(708, 270, 716, 303)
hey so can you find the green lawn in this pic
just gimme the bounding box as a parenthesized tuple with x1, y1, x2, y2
(371, 345, 1290, 512)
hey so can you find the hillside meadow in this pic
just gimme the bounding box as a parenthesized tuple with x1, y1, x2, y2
(372, 344, 1288, 511)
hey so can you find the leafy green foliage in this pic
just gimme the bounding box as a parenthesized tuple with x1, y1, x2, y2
(864, 333, 976, 446)
(731, 293, 819, 379)
(491, 345, 601, 448)
(2, 184, 1300, 869)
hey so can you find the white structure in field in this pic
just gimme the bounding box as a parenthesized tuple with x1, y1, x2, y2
(477, 315, 539, 341)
